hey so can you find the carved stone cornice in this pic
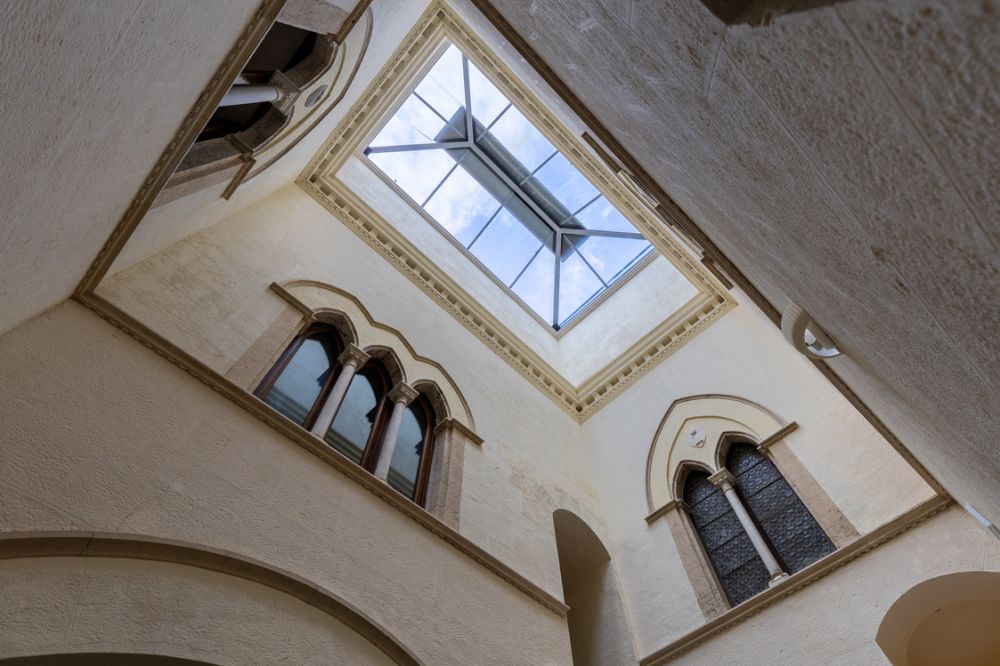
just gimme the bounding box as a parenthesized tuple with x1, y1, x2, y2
(297, 1, 734, 422)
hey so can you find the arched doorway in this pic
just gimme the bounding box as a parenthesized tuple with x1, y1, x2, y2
(877, 571, 1000, 665)
(553, 510, 634, 665)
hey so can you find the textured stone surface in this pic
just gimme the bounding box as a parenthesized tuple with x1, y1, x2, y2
(0, 302, 572, 665)
(0, 0, 261, 335)
(487, 0, 1000, 528)
(0, 557, 395, 664)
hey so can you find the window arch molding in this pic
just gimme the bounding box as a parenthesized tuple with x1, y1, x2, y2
(644, 394, 859, 618)
(236, 280, 482, 523)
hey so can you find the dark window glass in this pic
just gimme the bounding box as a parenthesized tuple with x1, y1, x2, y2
(262, 338, 332, 426)
(684, 471, 770, 605)
(727, 444, 835, 574)
(325, 369, 384, 464)
(386, 401, 430, 500)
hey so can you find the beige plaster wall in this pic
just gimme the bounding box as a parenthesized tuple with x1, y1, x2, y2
(669, 506, 1000, 665)
(111, 0, 433, 275)
(0, 302, 572, 665)
(0, 557, 395, 665)
(0, 0, 263, 335)
(581, 290, 935, 655)
(98, 184, 608, 597)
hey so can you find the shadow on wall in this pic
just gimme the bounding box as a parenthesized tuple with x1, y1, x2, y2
(877, 571, 1000, 666)
(553, 510, 635, 666)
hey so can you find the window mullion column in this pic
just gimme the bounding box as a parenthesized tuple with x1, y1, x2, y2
(709, 469, 789, 585)
(310, 344, 370, 437)
(374, 382, 420, 480)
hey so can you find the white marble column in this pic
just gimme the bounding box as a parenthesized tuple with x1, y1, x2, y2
(310, 344, 370, 437)
(373, 382, 420, 481)
(709, 469, 788, 585)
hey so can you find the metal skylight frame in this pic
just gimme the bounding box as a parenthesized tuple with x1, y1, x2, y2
(364, 45, 653, 330)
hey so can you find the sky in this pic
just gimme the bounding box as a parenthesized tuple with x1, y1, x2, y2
(367, 43, 657, 328)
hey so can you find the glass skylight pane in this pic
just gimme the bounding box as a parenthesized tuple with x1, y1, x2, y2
(370, 94, 447, 147)
(574, 196, 639, 234)
(559, 251, 605, 324)
(470, 207, 548, 285)
(424, 159, 503, 246)
(533, 153, 600, 216)
(414, 44, 466, 124)
(512, 241, 555, 323)
(483, 106, 556, 173)
(365, 40, 661, 330)
(579, 236, 652, 283)
(369, 148, 457, 205)
(468, 65, 509, 130)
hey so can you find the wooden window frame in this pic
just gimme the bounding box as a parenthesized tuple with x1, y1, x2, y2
(253, 323, 344, 429)
(351, 362, 394, 472)
(408, 394, 437, 507)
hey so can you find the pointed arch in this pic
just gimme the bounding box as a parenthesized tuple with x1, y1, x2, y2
(646, 394, 786, 511)
(364, 345, 406, 385)
(411, 379, 451, 423)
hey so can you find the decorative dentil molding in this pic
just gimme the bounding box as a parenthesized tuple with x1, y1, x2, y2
(298, 1, 734, 422)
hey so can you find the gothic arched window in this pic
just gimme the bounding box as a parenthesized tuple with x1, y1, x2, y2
(683, 470, 771, 605)
(725, 444, 834, 574)
(255, 324, 342, 427)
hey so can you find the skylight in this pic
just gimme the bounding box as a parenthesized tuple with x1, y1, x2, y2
(365, 44, 653, 330)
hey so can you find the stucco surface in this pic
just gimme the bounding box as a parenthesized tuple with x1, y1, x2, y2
(110, 0, 431, 275)
(0, 302, 571, 665)
(583, 293, 933, 653)
(0, 0, 262, 335)
(667, 506, 1000, 665)
(0, 557, 394, 665)
(98, 184, 608, 595)
(484, 0, 1000, 530)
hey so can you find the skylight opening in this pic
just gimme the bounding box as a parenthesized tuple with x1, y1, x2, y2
(365, 43, 653, 330)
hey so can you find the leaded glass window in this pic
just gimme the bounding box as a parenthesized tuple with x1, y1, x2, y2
(726, 444, 834, 574)
(683, 471, 770, 605)
(365, 43, 653, 330)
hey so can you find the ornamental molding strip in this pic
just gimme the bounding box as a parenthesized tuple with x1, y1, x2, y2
(299, 1, 734, 422)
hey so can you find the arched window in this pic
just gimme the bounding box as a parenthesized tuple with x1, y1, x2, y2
(324, 363, 391, 467)
(385, 396, 435, 503)
(725, 443, 834, 574)
(683, 470, 771, 606)
(254, 325, 342, 427)
(682, 442, 836, 606)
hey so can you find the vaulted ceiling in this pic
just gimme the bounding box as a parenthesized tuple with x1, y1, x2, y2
(475, 0, 1000, 522)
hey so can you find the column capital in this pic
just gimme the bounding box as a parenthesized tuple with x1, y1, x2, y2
(708, 469, 736, 489)
(388, 382, 419, 406)
(337, 343, 370, 369)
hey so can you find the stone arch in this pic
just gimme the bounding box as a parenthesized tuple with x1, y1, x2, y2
(646, 394, 786, 511)
(311, 308, 358, 347)
(0, 532, 420, 666)
(877, 571, 1000, 666)
(552, 510, 635, 666)
(671, 460, 714, 504)
(411, 379, 451, 423)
